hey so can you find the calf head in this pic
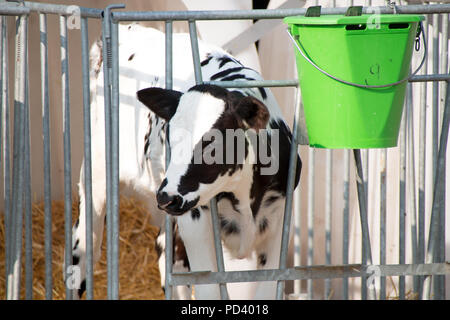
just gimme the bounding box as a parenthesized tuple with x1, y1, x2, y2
(137, 84, 270, 215)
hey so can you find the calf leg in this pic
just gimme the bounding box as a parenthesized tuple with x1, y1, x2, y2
(68, 158, 107, 299)
(156, 229, 192, 300)
(177, 208, 221, 300)
(254, 220, 284, 300)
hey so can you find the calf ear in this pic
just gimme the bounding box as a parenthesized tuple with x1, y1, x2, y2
(234, 96, 270, 131)
(137, 87, 182, 121)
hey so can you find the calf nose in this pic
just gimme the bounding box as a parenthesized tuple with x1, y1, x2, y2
(157, 191, 183, 212)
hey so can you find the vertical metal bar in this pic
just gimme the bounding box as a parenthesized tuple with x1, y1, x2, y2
(23, 27, 33, 299)
(188, 19, 229, 300)
(165, 21, 173, 90)
(306, 147, 315, 300)
(293, 88, 302, 296)
(353, 149, 376, 300)
(324, 149, 332, 299)
(423, 74, 450, 300)
(431, 12, 442, 300)
(164, 209, 174, 298)
(438, 10, 448, 301)
(406, 81, 419, 295)
(293, 173, 301, 294)
(164, 20, 174, 301)
(0, 16, 3, 277)
(0, 15, 4, 290)
(440, 14, 449, 134)
(276, 83, 302, 300)
(60, 14, 73, 300)
(399, 106, 407, 300)
(342, 149, 350, 300)
(103, 5, 124, 300)
(80, 16, 94, 300)
(8, 14, 28, 300)
(188, 20, 203, 84)
(417, 16, 428, 298)
(379, 149, 387, 300)
(1, 15, 12, 296)
(39, 12, 53, 300)
(209, 197, 229, 300)
(431, 13, 440, 186)
(361, 149, 369, 300)
(110, 19, 120, 300)
(101, 11, 114, 300)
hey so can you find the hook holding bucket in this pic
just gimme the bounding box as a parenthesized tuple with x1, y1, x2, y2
(415, 22, 422, 51)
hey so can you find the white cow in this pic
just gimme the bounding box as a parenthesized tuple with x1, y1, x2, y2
(70, 23, 301, 300)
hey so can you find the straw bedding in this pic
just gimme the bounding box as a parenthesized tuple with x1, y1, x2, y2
(0, 197, 417, 300)
(0, 196, 165, 300)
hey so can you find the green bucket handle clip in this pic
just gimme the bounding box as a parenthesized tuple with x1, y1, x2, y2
(287, 14, 427, 89)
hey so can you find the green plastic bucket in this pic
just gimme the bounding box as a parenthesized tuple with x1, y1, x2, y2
(284, 14, 425, 148)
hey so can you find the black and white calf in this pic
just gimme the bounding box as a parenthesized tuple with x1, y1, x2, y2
(70, 24, 301, 300)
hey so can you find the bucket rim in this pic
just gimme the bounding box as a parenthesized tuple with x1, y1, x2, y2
(284, 14, 425, 26)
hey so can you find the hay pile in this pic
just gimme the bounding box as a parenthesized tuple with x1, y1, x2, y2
(0, 196, 164, 300)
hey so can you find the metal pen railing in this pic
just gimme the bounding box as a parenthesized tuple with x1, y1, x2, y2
(0, 1, 448, 301)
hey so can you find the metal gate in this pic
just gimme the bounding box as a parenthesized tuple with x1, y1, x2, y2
(0, 1, 449, 300)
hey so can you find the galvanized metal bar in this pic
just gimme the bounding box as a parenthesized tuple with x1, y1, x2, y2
(353, 149, 376, 300)
(431, 13, 440, 188)
(438, 10, 448, 301)
(417, 15, 429, 298)
(423, 73, 450, 300)
(379, 149, 387, 300)
(0, 4, 30, 16)
(361, 149, 369, 300)
(39, 12, 53, 300)
(430, 16, 441, 300)
(22, 1, 102, 18)
(422, 12, 437, 300)
(110, 20, 120, 300)
(188, 19, 229, 300)
(324, 149, 332, 299)
(399, 101, 407, 300)
(206, 80, 298, 88)
(209, 197, 229, 300)
(276, 81, 302, 300)
(80, 16, 94, 301)
(293, 177, 302, 294)
(163, 216, 174, 298)
(432, 14, 445, 300)
(170, 262, 450, 286)
(440, 13, 449, 134)
(23, 31, 32, 300)
(102, 4, 125, 300)
(164, 20, 174, 301)
(306, 147, 315, 299)
(101, 9, 114, 300)
(8, 13, 28, 300)
(406, 80, 419, 295)
(409, 74, 450, 82)
(1, 14, 12, 295)
(188, 20, 203, 84)
(342, 149, 350, 300)
(164, 215, 174, 298)
(165, 21, 173, 90)
(60, 14, 73, 300)
(293, 88, 302, 296)
(112, 4, 450, 22)
(0, 16, 4, 287)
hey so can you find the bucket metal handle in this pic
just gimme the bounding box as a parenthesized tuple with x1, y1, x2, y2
(286, 21, 426, 89)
